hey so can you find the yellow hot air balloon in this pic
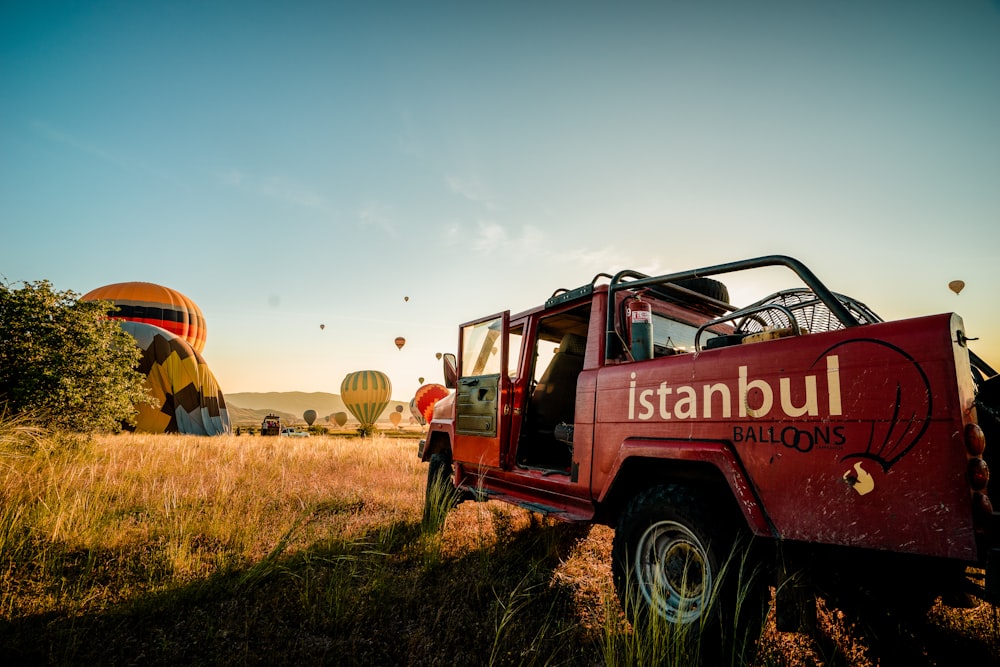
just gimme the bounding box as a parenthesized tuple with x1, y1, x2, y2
(389, 411, 402, 427)
(340, 370, 392, 433)
(948, 280, 965, 295)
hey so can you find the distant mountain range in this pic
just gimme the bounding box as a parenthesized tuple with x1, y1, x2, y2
(225, 391, 410, 427)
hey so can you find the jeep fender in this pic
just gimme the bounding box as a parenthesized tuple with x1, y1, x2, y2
(597, 438, 775, 538)
(419, 419, 454, 462)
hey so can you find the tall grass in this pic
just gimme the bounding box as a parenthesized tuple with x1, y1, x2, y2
(0, 422, 996, 665)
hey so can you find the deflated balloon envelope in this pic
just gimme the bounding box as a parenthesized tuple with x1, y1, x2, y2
(118, 321, 231, 435)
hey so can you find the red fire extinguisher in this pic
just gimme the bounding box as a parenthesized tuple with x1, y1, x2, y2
(627, 292, 653, 361)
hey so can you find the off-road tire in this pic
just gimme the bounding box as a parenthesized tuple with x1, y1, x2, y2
(611, 484, 765, 666)
(422, 452, 457, 530)
(676, 277, 730, 304)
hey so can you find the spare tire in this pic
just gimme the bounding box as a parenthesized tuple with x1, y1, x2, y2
(675, 277, 729, 304)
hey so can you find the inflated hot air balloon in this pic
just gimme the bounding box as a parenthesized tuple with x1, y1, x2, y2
(414, 383, 449, 424)
(341, 370, 392, 432)
(394, 336, 406, 350)
(418, 377, 425, 384)
(389, 411, 402, 427)
(395, 404, 403, 413)
(334, 412, 348, 428)
(81, 282, 207, 354)
(948, 280, 965, 295)
(320, 324, 325, 330)
(303, 409, 317, 426)
(435, 352, 442, 360)
(117, 321, 230, 435)
(409, 397, 425, 426)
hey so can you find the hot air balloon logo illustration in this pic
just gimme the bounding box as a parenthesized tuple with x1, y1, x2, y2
(815, 339, 932, 473)
(341, 370, 392, 436)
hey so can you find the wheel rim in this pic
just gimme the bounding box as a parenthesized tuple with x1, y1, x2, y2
(633, 519, 712, 625)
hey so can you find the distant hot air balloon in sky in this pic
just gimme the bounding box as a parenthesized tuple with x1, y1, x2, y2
(418, 377, 425, 384)
(948, 280, 965, 295)
(320, 323, 325, 330)
(333, 411, 348, 428)
(117, 321, 230, 435)
(341, 370, 392, 432)
(82, 281, 207, 353)
(435, 352, 442, 360)
(414, 383, 449, 424)
(389, 411, 402, 427)
(395, 404, 403, 413)
(394, 336, 406, 350)
(404, 296, 409, 302)
(303, 409, 317, 426)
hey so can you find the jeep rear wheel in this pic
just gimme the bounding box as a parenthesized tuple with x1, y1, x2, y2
(612, 484, 765, 665)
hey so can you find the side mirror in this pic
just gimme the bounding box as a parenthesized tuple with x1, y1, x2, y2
(443, 353, 458, 389)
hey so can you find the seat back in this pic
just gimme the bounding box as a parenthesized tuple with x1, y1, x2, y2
(531, 333, 586, 429)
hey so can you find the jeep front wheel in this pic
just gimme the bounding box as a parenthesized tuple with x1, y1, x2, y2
(611, 484, 765, 664)
(422, 452, 457, 530)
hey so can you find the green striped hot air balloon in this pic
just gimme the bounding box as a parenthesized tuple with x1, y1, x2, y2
(340, 370, 392, 436)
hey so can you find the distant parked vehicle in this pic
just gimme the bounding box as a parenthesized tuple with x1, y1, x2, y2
(281, 427, 310, 438)
(260, 414, 281, 436)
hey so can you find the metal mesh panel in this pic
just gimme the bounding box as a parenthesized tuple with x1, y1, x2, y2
(738, 289, 882, 334)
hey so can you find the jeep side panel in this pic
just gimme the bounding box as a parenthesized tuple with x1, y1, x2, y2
(592, 312, 978, 560)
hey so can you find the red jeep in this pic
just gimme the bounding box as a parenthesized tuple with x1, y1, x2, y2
(419, 255, 999, 659)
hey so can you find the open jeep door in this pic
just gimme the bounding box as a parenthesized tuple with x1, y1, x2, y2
(453, 311, 511, 469)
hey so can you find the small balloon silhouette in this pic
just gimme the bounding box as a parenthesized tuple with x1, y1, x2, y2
(320, 323, 325, 330)
(948, 280, 965, 295)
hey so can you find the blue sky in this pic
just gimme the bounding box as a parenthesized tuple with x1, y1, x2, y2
(3, 1, 999, 400)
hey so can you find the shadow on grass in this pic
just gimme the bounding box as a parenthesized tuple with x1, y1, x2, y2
(0, 518, 598, 666)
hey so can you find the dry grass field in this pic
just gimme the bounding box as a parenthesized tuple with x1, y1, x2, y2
(1, 426, 999, 666)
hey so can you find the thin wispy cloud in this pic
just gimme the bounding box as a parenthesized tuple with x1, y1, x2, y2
(30, 120, 181, 187)
(452, 220, 632, 272)
(358, 201, 397, 237)
(214, 168, 330, 212)
(445, 172, 497, 211)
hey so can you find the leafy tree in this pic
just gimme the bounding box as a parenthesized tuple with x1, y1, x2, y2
(0, 279, 153, 432)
